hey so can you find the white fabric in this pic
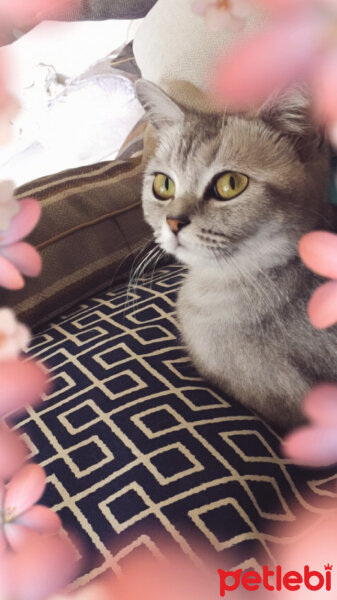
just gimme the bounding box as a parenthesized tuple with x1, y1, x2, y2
(0, 19, 142, 187)
(27, 66, 143, 164)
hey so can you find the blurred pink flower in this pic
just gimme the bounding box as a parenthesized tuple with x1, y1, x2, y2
(298, 231, 337, 329)
(0, 359, 48, 416)
(0, 428, 27, 481)
(211, 1, 337, 132)
(0, 180, 19, 230)
(283, 385, 337, 467)
(0, 463, 61, 552)
(52, 545, 219, 600)
(0, 0, 72, 28)
(0, 197, 41, 289)
(54, 579, 112, 600)
(0, 308, 30, 360)
(3, 534, 78, 600)
(255, 0, 337, 13)
(273, 512, 337, 595)
(211, 10, 324, 109)
(192, 0, 250, 31)
(111, 545, 218, 600)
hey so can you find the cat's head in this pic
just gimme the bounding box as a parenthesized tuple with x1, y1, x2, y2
(136, 79, 330, 273)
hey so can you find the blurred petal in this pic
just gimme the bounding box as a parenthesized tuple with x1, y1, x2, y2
(255, 0, 337, 11)
(283, 425, 337, 466)
(206, 6, 237, 31)
(192, 0, 209, 17)
(303, 384, 337, 424)
(1, 242, 42, 277)
(211, 15, 322, 108)
(69, 579, 113, 600)
(231, 0, 250, 18)
(17, 504, 61, 534)
(328, 120, 337, 148)
(0, 553, 10, 594)
(313, 50, 337, 124)
(254, 0, 307, 11)
(0, 359, 47, 416)
(299, 231, 337, 278)
(0, 480, 6, 553)
(308, 280, 337, 328)
(0, 429, 27, 481)
(112, 545, 217, 600)
(1, 199, 41, 245)
(13, 534, 79, 600)
(0, 527, 6, 554)
(4, 463, 46, 517)
(0, 0, 70, 25)
(0, 255, 24, 289)
(4, 523, 40, 552)
(273, 512, 337, 590)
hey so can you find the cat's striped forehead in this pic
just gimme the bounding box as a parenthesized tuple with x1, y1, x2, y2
(151, 112, 299, 196)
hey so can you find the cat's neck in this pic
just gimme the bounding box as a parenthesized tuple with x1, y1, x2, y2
(185, 252, 312, 320)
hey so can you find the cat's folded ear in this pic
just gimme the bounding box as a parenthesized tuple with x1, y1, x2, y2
(258, 86, 324, 151)
(135, 79, 184, 129)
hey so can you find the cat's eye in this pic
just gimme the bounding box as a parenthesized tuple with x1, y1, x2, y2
(153, 173, 175, 200)
(214, 172, 249, 200)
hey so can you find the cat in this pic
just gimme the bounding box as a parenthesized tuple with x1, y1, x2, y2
(135, 78, 337, 430)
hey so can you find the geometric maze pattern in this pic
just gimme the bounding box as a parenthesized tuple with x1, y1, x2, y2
(13, 264, 337, 586)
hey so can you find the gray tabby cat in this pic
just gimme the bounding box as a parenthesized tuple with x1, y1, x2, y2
(136, 79, 337, 430)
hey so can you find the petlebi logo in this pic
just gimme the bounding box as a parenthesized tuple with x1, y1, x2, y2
(218, 564, 333, 595)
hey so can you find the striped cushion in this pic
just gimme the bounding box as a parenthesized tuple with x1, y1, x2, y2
(4, 156, 151, 330)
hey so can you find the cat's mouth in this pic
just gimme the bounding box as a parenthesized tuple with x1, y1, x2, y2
(156, 227, 216, 267)
(156, 222, 230, 267)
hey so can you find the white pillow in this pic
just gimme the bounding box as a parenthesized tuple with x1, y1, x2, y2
(133, 0, 266, 106)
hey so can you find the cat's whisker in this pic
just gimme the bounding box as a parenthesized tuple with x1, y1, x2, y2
(132, 245, 161, 289)
(197, 238, 290, 354)
(218, 242, 290, 359)
(300, 206, 334, 229)
(253, 266, 291, 358)
(211, 244, 289, 358)
(212, 248, 266, 340)
(127, 245, 162, 313)
(124, 243, 153, 316)
(148, 248, 166, 291)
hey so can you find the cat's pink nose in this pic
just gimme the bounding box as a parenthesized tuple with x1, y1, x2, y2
(166, 217, 190, 234)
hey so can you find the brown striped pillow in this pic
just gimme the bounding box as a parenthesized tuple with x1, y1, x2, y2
(2, 155, 152, 330)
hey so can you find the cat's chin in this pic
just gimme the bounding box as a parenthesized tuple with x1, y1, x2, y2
(161, 243, 215, 268)
(175, 245, 203, 266)
(156, 227, 217, 267)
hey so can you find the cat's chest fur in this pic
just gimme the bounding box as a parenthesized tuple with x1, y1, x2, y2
(177, 263, 336, 428)
(177, 267, 279, 381)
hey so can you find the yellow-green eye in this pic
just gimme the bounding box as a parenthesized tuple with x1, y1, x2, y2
(153, 173, 175, 200)
(214, 172, 249, 200)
